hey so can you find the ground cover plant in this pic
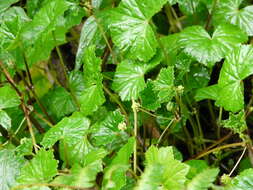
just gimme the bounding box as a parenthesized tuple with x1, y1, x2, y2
(2, 0, 253, 189)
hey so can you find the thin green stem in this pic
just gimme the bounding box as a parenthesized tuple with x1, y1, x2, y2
(132, 99, 138, 174)
(157, 119, 175, 146)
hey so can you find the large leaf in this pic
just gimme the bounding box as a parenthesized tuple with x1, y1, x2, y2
(186, 168, 219, 190)
(153, 66, 175, 103)
(0, 85, 20, 109)
(79, 45, 105, 115)
(135, 146, 189, 190)
(0, 0, 19, 13)
(179, 24, 247, 66)
(41, 112, 90, 148)
(112, 53, 161, 101)
(0, 150, 23, 190)
(109, 0, 167, 61)
(42, 87, 77, 120)
(90, 110, 128, 150)
(75, 16, 103, 70)
(217, 45, 253, 112)
(0, 110, 11, 130)
(17, 149, 58, 184)
(214, 0, 253, 36)
(20, 0, 70, 64)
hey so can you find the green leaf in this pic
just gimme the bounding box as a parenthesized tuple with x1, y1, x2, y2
(102, 137, 135, 190)
(109, 0, 167, 61)
(186, 160, 209, 180)
(0, 85, 20, 109)
(15, 138, 33, 157)
(140, 80, 161, 111)
(153, 66, 174, 103)
(217, 45, 253, 112)
(0, 150, 23, 190)
(75, 16, 103, 70)
(113, 53, 161, 101)
(53, 160, 103, 189)
(221, 111, 247, 135)
(60, 136, 95, 166)
(17, 149, 58, 184)
(41, 112, 90, 148)
(69, 71, 85, 98)
(0, 0, 19, 14)
(90, 110, 128, 150)
(179, 24, 247, 66)
(0, 110, 11, 130)
(135, 146, 189, 190)
(224, 169, 253, 190)
(195, 84, 219, 102)
(214, 0, 253, 36)
(186, 168, 219, 190)
(79, 45, 105, 115)
(42, 87, 77, 120)
(20, 0, 70, 64)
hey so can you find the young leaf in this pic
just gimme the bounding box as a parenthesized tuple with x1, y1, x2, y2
(179, 24, 247, 66)
(75, 16, 103, 70)
(0, 110, 11, 130)
(109, 0, 167, 61)
(217, 45, 253, 112)
(79, 45, 105, 115)
(90, 110, 128, 150)
(186, 168, 219, 190)
(224, 168, 253, 190)
(153, 66, 175, 103)
(0, 85, 20, 109)
(0, 150, 23, 190)
(135, 146, 189, 190)
(17, 149, 58, 184)
(53, 160, 103, 189)
(221, 111, 247, 135)
(140, 80, 161, 111)
(15, 138, 33, 157)
(214, 0, 253, 36)
(41, 112, 90, 148)
(102, 137, 135, 190)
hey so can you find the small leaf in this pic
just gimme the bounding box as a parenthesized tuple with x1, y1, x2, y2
(224, 168, 253, 190)
(75, 16, 103, 70)
(53, 160, 103, 189)
(15, 138, 33, 157)
(186, 160, 209, 180)
(140, 80, 161, 111)
(79, 45, 105, 115)
(186, 168, 219, 190)
(109, 0, 167, 61)
(0, 150, 23, 190)
(0, 85, 20, 109)
(135, 146, 189, 190)
(221, 111, 247, 135)
(153, 66, 174, 103)
(90, 110, 128, 150)
(17, 149, 58, 184)
(41, 112, 90, 148)
(0, 110, 11, 130)
(214, 0, 253, 36)
(195, 84, 219, 102)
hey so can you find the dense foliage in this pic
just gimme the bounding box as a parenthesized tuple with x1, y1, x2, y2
(1, 0, 253, 189)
